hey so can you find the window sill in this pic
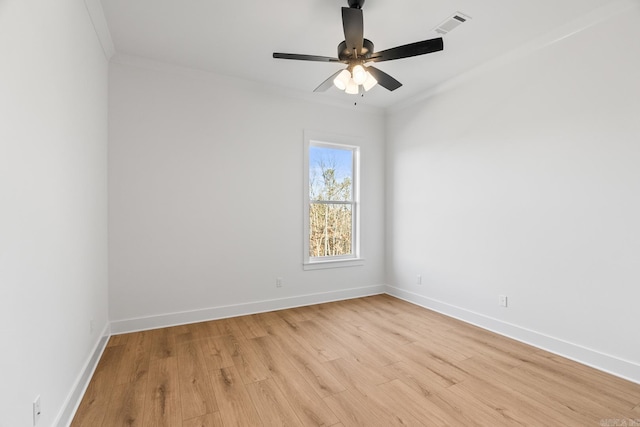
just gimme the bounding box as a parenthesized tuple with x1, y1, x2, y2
(303, 258, 365, 270)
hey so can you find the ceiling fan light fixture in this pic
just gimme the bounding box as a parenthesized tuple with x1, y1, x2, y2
(273, 0, 445, 95)
(333, 69, 351, 90)
(345, 78, 359, 94)
(351, 64, 367, 85)
(362, 71, 377, 91)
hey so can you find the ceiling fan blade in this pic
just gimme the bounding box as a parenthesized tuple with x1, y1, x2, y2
(366, 66, 402, 91)
(342, 7, 364, 56)
(273, 53, 342, 62)
(367, 37, 443, 63)
(314, 70, 344, 92)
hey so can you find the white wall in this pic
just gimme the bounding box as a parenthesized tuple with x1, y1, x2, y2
(108, 57, 386, 330)
(0, 1, 109, 426)
(386, 3, 640, 382)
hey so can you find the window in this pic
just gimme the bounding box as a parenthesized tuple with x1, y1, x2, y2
(304, 131, 363, 269)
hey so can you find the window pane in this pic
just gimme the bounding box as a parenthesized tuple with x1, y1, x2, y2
(309, 203, 352, 257)
(309, 146, 353, 202)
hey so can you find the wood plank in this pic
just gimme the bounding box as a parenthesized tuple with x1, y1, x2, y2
(70, 346, 124, 427)
(392, 341, 469, 386)
(538, 352, 640, 406)
(176, 340, 218, 420)
(333, 298, 373, 314)
(202, 319, 230, 338)
(453, 375, 567, 425)
(312, 312, 400, 367)
(252, 310, 282, 326)
(142, 357, 182, 427)
(325, 356, 393, 391)
(245, 379, 303, 425)
(107, 333, 130, 347)
(266, 321, 346, 397)
(217, 333, 270, 384)
(101, 381, 147, 427)
(182, 413, 224, 427)
(200, 336, 234, 371)
(389, 315, 476, 361)
(233, 314, 269, 340)
(322, 390, 386, 427)
(358, 295, 405, 315)
(100, 332, 151, 426)
(72, 295, 640, 427)
(459, 355, 594, 425)
(510, 354, 639, 419)
(284, 319, 343, 362)
(382, 360, 458, 392)
(376, 379, 462, 425)
(383, 360, 508, 425)
(210, 365, 262, 426)
(352, 309, 420, 347)
(268, 316, 341, 363)
(394, 311, 454, 338)
(208, 317, 244, 337)
(186, 322, 217, 342)
(276, 305, 314, 324)
(149, 327, 176, 360)
(114, 331, 152, 386)
(446, 323, 542, 363)
(249, 335, 339, 426)
(323, 388, 418, 427)
(432, 376, 530, 426)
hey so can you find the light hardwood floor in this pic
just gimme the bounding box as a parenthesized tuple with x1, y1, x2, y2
(72, 295, 640, 426)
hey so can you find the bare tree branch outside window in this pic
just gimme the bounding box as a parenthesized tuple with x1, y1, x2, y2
(309, 146, 354, 258)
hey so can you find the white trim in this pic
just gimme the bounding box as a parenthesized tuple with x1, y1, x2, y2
(111, 54, 385, 115)
(303, 257, 365, 270)
(54, 323, 111, 427)
(64, 287, 640, 424)
(385, 285, 640, 385)
(83, 0, 116, 60)
(110, 285, 386, 334)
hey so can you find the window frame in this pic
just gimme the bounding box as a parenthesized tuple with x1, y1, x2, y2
(303, 130, 364, 270)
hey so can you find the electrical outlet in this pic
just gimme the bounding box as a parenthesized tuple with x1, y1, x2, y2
(499, 295, 508, 307)
(33, 395, 41, 426)
(276, 277, 283, 288)
(416, 274, 422, 285)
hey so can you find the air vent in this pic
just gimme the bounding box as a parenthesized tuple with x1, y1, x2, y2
(434, 12, 471, 35)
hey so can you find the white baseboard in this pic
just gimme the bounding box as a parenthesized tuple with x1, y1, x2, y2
(110, 284, 387, 334)
(60, 284, 638, 426)
(55, 323, 111, 427)
(386, 285, 640, 385)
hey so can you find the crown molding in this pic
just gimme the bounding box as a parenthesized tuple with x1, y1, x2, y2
(389, 0, 639, 114)
(111, 53, 386, 116)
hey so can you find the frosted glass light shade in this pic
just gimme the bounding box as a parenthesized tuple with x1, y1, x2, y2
(345, 78, 359, 94)
(363, 71, 377, 91)
(333, 69, 351, 91)
(352, 64, 367, 85)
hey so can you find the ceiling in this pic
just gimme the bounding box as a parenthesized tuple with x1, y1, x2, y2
(100, 0, 615, 109)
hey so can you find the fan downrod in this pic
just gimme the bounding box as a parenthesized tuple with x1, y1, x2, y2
(347, 0, 365, 9)
(337, 39, 373, 61)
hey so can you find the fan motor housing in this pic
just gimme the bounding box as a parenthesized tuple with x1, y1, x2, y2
(338, 38, 374, 61)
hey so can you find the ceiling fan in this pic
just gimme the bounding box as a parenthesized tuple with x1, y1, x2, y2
(273, 0, 444, 95)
